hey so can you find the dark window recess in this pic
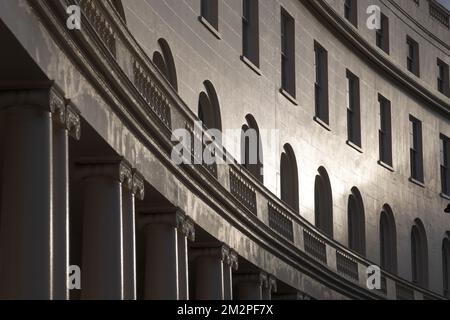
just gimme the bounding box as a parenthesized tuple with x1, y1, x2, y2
(242, 0, 260, 67)
(437, 59, 450, 97)
(201, 0, 219, 30)
(344, 0, 357, 27)
(407, 36, 420, 77)
(281, 8, 296, 98)
(314, 42, 329, 124)
(440, 135, 450, 196)
(409, 116, 424, 182)
(378, 94, 392, 166)
(346, 70, 361, 147)
(376, 13, 389, 54)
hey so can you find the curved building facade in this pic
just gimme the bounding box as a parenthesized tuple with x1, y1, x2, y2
(0, 0, 449, 300)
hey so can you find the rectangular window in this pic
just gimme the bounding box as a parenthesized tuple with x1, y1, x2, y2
(437, 59, 450, 97)
(201, 0, 219, 30)
(409, 116, 424, 182)
(407, 36, 420, 77)
(376, 13, 389, 54)
(441, 135, 450, 195)
(378, 94, 392, 166)
(346, 70, 361, 147)
(344, 0, 357, 27)
(242, 0, 259, 67)
(314, 42, 329, 124)
(281, 8, 296, 98)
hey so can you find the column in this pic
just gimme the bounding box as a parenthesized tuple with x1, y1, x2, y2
(234, 272, 267, 300)
(191, 243, 232, 300)
(0, 87, 61, 299)
(77, 158, 133, 300)
(178, 216, 195, 300)
(142, 208, 186, 300)
(52, 101, 80, 300)
(122, 172, 145, 300)
(223, 250, 238, 300)
(262, 275, 277, 300)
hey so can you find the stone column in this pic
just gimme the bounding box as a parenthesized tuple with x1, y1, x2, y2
(262, 275, 277, 300)
(0, 87, 63, 299)
(234, 272, 268, 300)
(77, 158, 133, 300)
(191, 243, 234, 300)
(142, 208, 187, 300)
(122, 172, 145, 300)
(223, 250, 238, 300)
(178, 217, 195, 300)
(52, 101, 80, 300)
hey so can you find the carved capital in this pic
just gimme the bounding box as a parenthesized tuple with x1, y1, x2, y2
(233, 272, 268, 287)
(266, 275, 277, 293)
(140, 207, 186, 230)
(75, 157, 133, 184)
(180, 216, 195, 242)
(190, 243, 230, 263)
(131, 172, 145, 200)
(65, 101, 81, 140)
(225, 249, 238, 271)
(50, 87, 66, 126)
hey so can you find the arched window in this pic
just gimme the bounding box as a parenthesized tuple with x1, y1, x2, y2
(241, 115, 263, 183)
(198, 80, 222, 132)
(442, 233, 450, 298)
(152, 38, 178, 91)
(280, 144, 299, 212)
(314, 167, 333, 237)
(379, 205, 397, 274)
(347, 187, 365, 256)
(111, 0, 126, 23)
(411, 219, 428, 288)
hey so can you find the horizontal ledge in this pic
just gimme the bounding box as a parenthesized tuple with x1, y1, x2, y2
(377, 160, 394, 172)
(279, 88, 298, 105)
(313, 116, 331, 131)
(346, 140, 363, 153)
(409, 177, 425, 188)
(198, 16, 221, 40)
(240, 55, 262, 76)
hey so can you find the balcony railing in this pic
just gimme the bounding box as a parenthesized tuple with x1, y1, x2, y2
(336, 251, 359, 282)
(230, 168, 257, 215)
(78, 0, 116, 56)
(303, 229, 327, 264)
(32, 0, 448, 300)
(268, 202, 294, 242)
(133, 59, 172, 129)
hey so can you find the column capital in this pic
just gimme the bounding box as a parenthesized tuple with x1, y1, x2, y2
(140, 207, 186, 230)
(0, 83, 64, 113)
(191, 243, 236, 269)
(131, 172, 145, 200)
(234, 272, 268, 287)
(265, 275, 277, 293)
(225, 249, 238, 271)
(180, 216, 195, 242)
(75, 157, 133, 184)
(65, 101, 81, 140)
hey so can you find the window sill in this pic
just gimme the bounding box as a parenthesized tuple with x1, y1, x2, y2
(346, 140, 363, 153)
(409, 177, 425, 188)
(198, 16, 221, 40)
(241, 55, 262, 76)
(313, 116, 331, 131)
(377, 160, 394, 172)
(279, 88, 298, 105)
(440, 192, 450, 201)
